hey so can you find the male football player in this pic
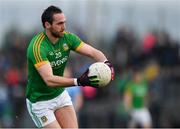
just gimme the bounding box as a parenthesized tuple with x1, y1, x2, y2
(26, 5, 114, 128)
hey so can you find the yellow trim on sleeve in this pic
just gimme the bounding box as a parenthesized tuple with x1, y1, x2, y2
(37, 35, 45, 62)
(75, 42, 84, 51)
(33, 33, 45, 63)
(33, 33, 43, 63)
(33, 33, 44, 63)
(34, 61, 49, 68)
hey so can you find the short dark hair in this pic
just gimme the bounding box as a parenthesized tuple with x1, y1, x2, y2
(41, 5, 62, 28)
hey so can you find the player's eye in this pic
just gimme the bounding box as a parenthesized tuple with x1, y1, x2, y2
(58, 21, 66, 25)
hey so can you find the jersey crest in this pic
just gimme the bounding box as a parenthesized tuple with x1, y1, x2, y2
(63, 43, 69, 51)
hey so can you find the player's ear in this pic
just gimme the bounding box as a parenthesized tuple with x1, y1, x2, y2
(45, 22, 51, 29)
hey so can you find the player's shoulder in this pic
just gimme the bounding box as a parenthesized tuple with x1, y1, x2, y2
(32, 32, 46, 42)
(28, 32, 46, 50)
(29, 32, 46, 46)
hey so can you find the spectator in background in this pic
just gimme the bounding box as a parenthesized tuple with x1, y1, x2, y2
(142, 32, 156, 54)
(123, 67, 152, 128)
(5, 66, 24, 127)
(112, 25, 137, 72)
(0, 78, 13, 127)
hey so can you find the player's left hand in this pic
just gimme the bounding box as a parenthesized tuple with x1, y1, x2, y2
(77, 69, 100, 88)
(104, 60, 115, 80)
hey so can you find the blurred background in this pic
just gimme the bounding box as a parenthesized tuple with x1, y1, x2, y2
(0, 0, 180, 127)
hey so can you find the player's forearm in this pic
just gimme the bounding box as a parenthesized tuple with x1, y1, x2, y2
(77, 43, 107, 62)
(92, 49, 107, 62)
(37, 63, 77, 87)
(44, 75, 75, 87)
(84, 48, 107, 62)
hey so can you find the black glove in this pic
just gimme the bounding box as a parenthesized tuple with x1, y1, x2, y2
(77, 69, 99, 87)
(104, 60, 115, 80)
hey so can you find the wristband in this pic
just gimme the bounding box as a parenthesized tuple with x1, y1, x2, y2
(74, 78, 78, 86)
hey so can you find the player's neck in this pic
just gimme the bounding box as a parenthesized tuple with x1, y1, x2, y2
(46, 30, 59, 44)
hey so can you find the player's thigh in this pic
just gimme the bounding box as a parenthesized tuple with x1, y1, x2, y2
(26, 99, 58, 128)
(140, 109, 152, 127)
(55, 105, 78, 128)
(44, 120, 61, 128)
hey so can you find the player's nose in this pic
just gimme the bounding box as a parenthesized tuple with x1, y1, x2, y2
(62, 23, 66, 30)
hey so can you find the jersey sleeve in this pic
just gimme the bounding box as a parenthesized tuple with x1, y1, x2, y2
(27, 35, 49, 69)
(66, 33, 85, 51)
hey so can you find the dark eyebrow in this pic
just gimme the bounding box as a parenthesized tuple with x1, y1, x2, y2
(57, 21, 66, 24)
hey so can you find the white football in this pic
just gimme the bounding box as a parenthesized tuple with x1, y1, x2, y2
(88, 62, 111, 87)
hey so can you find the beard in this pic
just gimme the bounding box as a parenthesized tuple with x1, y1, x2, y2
(51, 30, 61, 38)
(50, 28, 64, 38)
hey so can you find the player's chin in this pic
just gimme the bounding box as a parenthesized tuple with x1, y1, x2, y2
(59, 32, 64, 37)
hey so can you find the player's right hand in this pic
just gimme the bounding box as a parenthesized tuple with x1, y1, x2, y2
(77, 69, 99, 87)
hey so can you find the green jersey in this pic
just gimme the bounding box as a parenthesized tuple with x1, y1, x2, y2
(126, 80, 148, 109)
(26, 31, 84, 103)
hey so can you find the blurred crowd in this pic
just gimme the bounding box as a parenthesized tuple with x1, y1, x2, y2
(0, 25, 179, 127)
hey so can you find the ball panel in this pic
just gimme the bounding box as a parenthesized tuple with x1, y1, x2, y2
(88, 62, 111, 87)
